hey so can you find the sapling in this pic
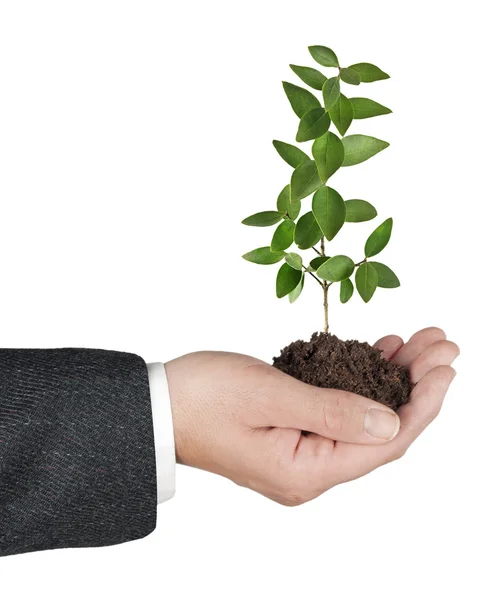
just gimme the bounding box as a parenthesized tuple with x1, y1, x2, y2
(242, 45, 412, 411)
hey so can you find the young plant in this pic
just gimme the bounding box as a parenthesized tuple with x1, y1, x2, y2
(242, 46, 399, 333)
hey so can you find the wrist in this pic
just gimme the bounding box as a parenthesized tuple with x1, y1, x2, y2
(164, 356, 193, 467)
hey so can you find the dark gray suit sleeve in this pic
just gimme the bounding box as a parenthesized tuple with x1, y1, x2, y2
(0, 348, 157, 557)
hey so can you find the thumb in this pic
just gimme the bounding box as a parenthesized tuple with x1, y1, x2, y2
(267, 370, 401, 444)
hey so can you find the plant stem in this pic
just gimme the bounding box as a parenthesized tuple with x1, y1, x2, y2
(320, 236, 329, 333)
(323, 283, 329, 333)
(307, 270, 323, 286)
(302, 264, 323, 286)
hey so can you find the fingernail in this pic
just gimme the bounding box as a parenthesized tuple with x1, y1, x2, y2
(364, 409, 400, 440)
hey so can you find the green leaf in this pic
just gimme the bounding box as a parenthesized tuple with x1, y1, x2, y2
(308, 46, 339, 68)
(276, 263, 303, 298)
(355, 262, 378, 302)
(342, 135, 389, 167)
(271, 220, 295, 252)
(344, 199, 377, 222)
(322, 77, 341, 111)
(290, 160, 322, 202)
(285, 252, 303, 270)
(277, 184, 290, 214)
(294, 211, 323, 249)
(309, 256, 329, 271)
(242, 211, 283, 227)
(312, 131, 344, 182)
(329, 94, 353, 136)
(316, 255, 355, 282)
(369, 262, 400, 288)
(296, 108, 331, 142)
(348, 63, 390, 83)
(288, 273, 305, 303)
(283, 82, 321, 118)
(242, 247, 285, 265)
(276, 184, 301, 220)
(340, 278, 354, 303)
(312, 186, 345, 241)
(273, 140, 310, 168)
(350, 97, 392, 119)
(365, 218, 393, 257)
(290, 64, 327, 90)
(340, 67, 360, 85)
(288, 200, 301, 220)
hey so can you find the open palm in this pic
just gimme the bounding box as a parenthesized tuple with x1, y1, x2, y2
(167, 327, 459, 506)
(272, 327, 459, 503)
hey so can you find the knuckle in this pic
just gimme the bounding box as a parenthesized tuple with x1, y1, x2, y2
(279, 488, 308, 507)
(425, 402, 443, 423)
(391, 447, 407, 462)
(322, 395, 347, 433)
(274, 477, 311, 507)
(429, 406, 442, 422)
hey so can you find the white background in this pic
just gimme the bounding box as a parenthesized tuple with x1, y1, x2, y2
(0, 1, 486, 598)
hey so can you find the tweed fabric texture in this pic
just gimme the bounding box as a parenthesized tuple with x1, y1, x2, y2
(0, 348, 157, 557)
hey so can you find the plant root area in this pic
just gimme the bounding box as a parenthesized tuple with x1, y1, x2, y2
(273, 332, 413, 412)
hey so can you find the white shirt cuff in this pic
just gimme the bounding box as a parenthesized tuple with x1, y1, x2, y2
(147, 362, 176, 504)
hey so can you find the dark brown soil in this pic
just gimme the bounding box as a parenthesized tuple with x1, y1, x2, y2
(273, 332, 413, 412)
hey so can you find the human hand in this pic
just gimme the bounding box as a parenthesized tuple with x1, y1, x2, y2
(165, 327, 459, 506)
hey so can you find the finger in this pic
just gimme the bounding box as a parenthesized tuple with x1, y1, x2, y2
(263, 369, 400, 445)
(391, 327, 446, 367)
(373, 335, 404, 360)
(332, 365, 456, 481)
(410, 340, 460, 383)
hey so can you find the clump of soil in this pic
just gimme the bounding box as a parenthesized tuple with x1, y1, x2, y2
(273, 332, 413, 412)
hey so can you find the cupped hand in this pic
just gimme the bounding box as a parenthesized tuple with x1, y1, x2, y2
(165, 327, 459, 506)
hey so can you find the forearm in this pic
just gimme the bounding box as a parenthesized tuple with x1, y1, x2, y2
(0, 348, 157, 557)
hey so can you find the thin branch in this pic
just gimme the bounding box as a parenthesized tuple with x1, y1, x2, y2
(323, 282, 329, 333)
(320, 236, 329, 333)
(304, 268, 323, 286)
